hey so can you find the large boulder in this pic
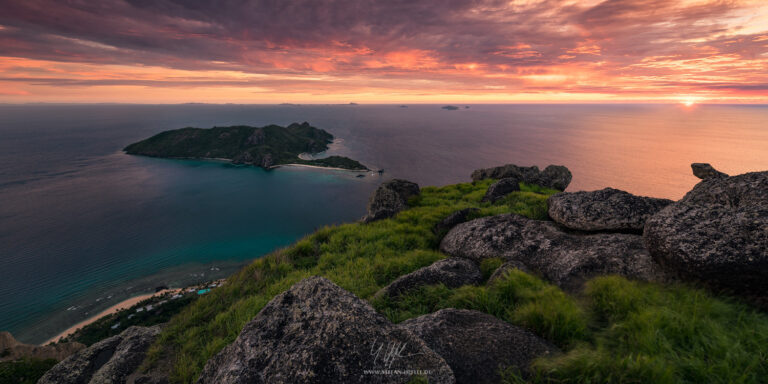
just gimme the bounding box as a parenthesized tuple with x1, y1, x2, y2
(363, 179, 420, 223)
(679, 170, 767, 207)
(375, 258, 482, 299)
(440, 214, 666, 290)
(644, 170, 768, 295)
(197, 277, 455, 384)
(38, 325, 161, 384)
(482, 178, 521, 203)
(691, 163, 728, 179)
(0, 332, 83, 362)
(471, 164, 572, 191)
(400, 309, 558, 383)
(547, 188, 672, 232)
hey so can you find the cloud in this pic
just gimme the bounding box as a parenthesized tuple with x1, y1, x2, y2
(0, 0, 766, 101)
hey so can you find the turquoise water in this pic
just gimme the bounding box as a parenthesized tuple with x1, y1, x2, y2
(1, 104, 767, 344)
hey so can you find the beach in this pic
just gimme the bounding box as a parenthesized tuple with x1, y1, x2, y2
(43, 288, 181, 345)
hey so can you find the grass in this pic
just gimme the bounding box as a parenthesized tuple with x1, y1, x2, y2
(516, 277, 768, 384)
(140, 178, 768, 383)
(371, 269, 589, 347)
(0, 358, 58, 384)
(142, 179, 554, 382)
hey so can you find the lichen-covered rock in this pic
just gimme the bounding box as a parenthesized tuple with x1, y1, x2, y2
(362, 179, 420, 223)
(644, 170, 768, 295)
(197, 277, 455, 384)
(541, 165, 573, 191)
(38, 325, 161, 384)
(482, 178, 521, 202)
(547, 188, 672, 232)
(471, 164, 572, 191)
(375, 258, 482, 299)
(432, 208, 480, 236)
(440, 214, 666, 290)
(400, 309, 558, 383)
(691, 163, 728, 179)
(679, 170, 768, 207)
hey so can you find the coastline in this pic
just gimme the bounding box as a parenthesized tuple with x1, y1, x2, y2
(271, 163, 369, 172)
(131, 153, 369, 173)
(43, 288, 181, 345)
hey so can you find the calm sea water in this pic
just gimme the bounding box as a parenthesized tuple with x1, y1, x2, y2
(1, 104, 766, 344)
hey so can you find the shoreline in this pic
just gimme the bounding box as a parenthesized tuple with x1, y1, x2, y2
(271, 163, 369, 172)
(128, 153, 370, 173)
(43, 288, 181, 345)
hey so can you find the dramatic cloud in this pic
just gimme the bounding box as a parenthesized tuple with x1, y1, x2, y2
(0, 0, 766, 102)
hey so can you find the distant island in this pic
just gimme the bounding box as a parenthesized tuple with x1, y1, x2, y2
(124, 122, 368, 171)
(442, 105, 459, 110)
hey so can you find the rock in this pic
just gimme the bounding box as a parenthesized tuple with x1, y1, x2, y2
(482, 178, 521, 202)
(197, 277, 455, 384)
(644, 170, 768, 295)
(38, 325, 161, 384)
(260, 153, 274, 168)
(680, 170, 768, 207)
(363, 179, 420, 223)
(540, 165, 573, 191)
(400, 309, 558, 383)
(0, 332, 83, 362)
(440, 214, 666, 290)
(375, 258, 482, 299)
(432, 208, 480, 235)
(691, 163, 728, 179)
(471, 164, 572, 191)
(487, 260, 530, 284)
(547, 188, 672, 232)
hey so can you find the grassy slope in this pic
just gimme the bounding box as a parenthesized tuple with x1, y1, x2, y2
(0, 359, 58, 384)
(142, 180, 768, 383)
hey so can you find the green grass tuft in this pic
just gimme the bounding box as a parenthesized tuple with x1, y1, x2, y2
(0, 358, 58, 384)
(528, 277, 768, 383)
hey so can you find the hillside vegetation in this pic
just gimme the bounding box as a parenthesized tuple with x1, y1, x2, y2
(141, 179, 768, 383)
(124, 122, 368, 170)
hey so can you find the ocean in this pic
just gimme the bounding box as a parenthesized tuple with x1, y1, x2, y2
(1, 103, 766, 344)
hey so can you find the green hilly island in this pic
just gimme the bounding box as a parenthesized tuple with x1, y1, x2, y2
(124, 122, 368, 171)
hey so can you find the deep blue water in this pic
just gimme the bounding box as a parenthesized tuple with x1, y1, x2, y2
(1, 104, 767, 343)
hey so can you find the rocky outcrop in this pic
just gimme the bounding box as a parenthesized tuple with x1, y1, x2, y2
(432, 208, 479, 236)
(482, 178, 520, 202)
(440, 214, 666, 290)
(400, 309, 558, 383)
(691, 163, 728, 179)
(197, 277, 455, 384)
(679, 170, 767, 207)
(547, 188, 672, 232)
(471, 164, 572, 191)
(38, 325, 161, 384)
(375, 258, 482, 299)
(363, 179, 420, 223)
(644, 170, 768, 295)
(0, 332, 83, 362)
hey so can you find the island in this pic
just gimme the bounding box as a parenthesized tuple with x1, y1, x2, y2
(123, 122, 368, 171)
(442, 105, 459, 110)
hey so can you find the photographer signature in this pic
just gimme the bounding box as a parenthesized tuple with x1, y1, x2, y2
(370, 337, 421, 369)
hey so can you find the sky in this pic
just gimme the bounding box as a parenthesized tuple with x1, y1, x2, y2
(0, 0, 767, 104)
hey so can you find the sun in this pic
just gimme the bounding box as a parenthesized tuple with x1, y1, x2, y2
(683, 99, 695, 107)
